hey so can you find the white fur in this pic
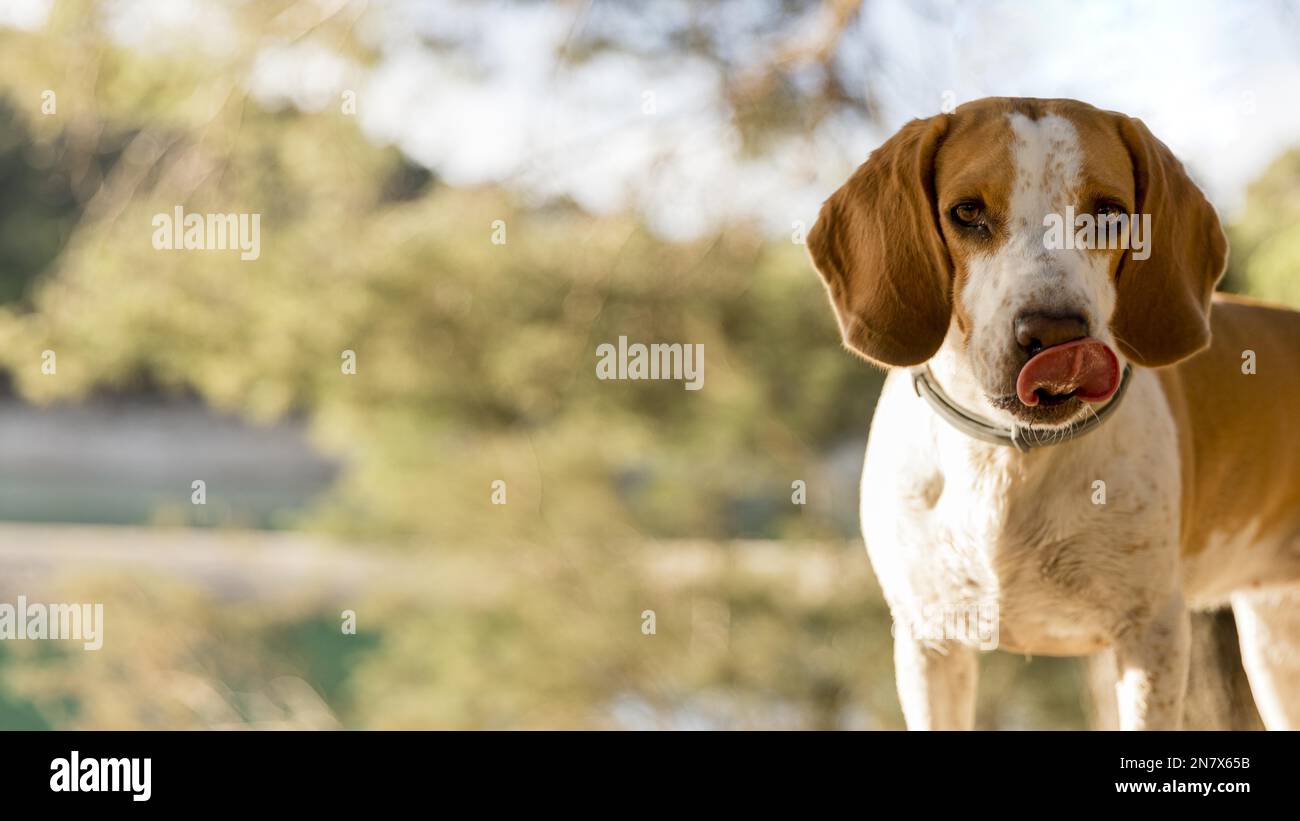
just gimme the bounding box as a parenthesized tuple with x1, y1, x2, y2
(859, 111, 1300, 729)
(938, 113, 1122, 421)
(862, 111, 1300, 729)
(865, 113, 1192, 729)
(1232, 589, 1300, 729)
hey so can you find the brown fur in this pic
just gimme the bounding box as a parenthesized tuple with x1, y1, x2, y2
(1162, 293, 1300, 558)
(806, 115, 951, 365)
(814, 96, 1300, 562)
(808, 97, 1226, 370)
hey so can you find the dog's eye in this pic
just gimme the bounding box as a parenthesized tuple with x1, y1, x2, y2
(1095, 200, 1125, 219)
(951, 202, 984, 227)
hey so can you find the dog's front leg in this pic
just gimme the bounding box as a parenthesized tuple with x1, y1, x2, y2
(1113, 592, 1190, 730)
(894, 637, 978, 730)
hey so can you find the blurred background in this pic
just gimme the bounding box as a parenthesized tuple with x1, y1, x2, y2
(0, 0, 1296, 729)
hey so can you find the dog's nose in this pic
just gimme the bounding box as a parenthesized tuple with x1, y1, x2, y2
(1014, 312, 1088, 355)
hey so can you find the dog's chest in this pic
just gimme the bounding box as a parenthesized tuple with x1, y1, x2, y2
(861, 369, 1181, 655)
(932, 457, 1146, 652)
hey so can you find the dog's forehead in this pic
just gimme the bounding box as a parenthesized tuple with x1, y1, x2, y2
(937, 99, 1134, 203)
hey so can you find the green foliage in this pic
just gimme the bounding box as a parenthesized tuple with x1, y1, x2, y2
(0, 4, 904, 729)
(0, 549, 1086, 730)
(5, 0, 1289, 730)
(1226, 148, 1300, 308)
(0, 36, 880, 543)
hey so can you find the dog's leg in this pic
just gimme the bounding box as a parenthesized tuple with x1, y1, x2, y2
(1113, 592, 1190, 730)
(893, 637, 977, 730)
(1231, 587, 1300, 730)
(1092, 609, 1265, 730)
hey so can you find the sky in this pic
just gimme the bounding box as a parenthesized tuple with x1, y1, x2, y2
(6, 0, 1300, 241)
(361, 0, 1300, 239)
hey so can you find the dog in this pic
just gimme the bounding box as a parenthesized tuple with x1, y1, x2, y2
(806, 97, 1300, 730)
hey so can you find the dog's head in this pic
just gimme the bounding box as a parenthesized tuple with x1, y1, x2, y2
(807, 97, 1226, 429)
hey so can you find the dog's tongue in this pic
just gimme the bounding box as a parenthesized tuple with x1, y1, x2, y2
(1016, 338, 1121, 406)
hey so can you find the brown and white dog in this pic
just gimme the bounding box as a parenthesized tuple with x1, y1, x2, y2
(807, 97, 1300, 730)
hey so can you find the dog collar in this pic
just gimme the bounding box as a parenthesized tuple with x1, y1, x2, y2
(910, 363, 1134, 452)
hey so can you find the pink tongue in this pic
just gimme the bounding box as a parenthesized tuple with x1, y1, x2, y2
(1016, 338, 1120, 406)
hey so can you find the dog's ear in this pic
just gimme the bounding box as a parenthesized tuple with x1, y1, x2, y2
(806, 115, 952, 367)
(1111, 116, 1227, 367)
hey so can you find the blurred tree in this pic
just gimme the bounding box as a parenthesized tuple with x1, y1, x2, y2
(0, 0, 883, 544)
(566, 0, 876, 154)
(1226, 148, 1300, 308)
(22, 0, 1281, 730)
